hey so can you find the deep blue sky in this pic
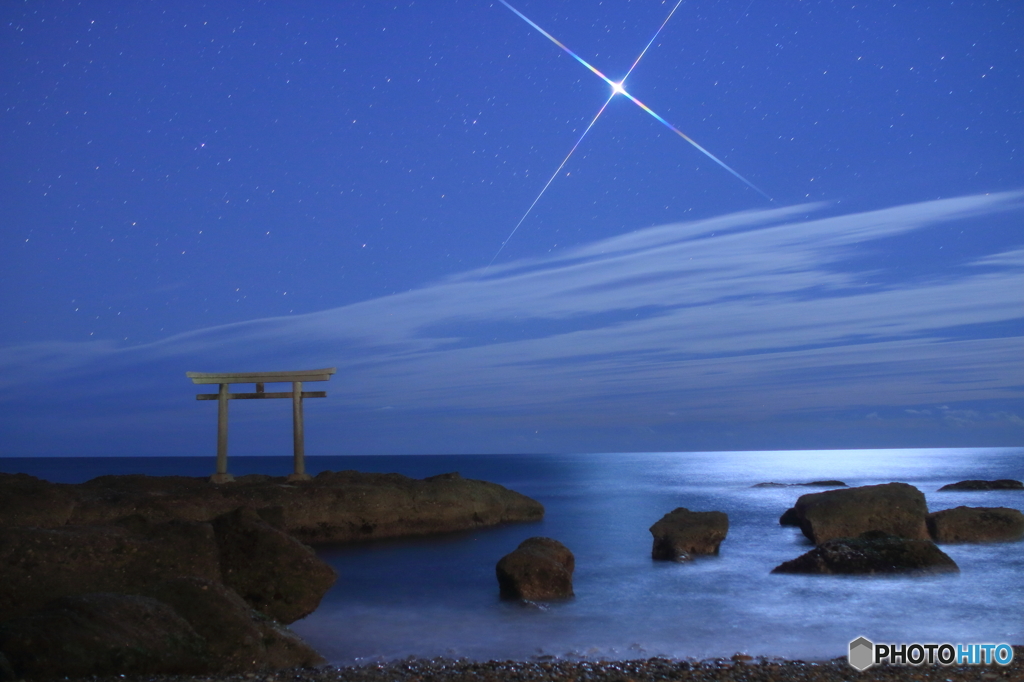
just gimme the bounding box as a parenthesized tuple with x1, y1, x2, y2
(2, 0, 1021, 457)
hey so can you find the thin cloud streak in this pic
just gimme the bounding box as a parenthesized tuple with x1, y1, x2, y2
(1, 192, 1022, 450)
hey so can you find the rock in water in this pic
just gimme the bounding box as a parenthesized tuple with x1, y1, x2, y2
(927, 506, 1024, 543)
(496, 537, 574, 600)
(938, 479, 1024, 491)
(771, 531, 959, 575)
(778, 507, 800, 526)
(211, 507, 337, 623)
(272, 470, 546, 543)
(0, 593, 208, 678)
(649, 508, 729, 561)
(790, 482, 930, 544)
(752, 480, 847, 488)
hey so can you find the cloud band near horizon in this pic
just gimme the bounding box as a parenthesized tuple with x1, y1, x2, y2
(2, 192, 1022, 455)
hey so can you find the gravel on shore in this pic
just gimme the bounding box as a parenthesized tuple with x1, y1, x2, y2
(59, 647, 1024, 682)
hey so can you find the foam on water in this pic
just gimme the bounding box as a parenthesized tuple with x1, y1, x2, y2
(4, 449, 1022, 663)
(292, 449, 1023, 663)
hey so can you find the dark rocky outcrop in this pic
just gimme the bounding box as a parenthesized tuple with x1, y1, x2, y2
(0, 580, 326, 679)
(752, 480, 847, 488)
(788, 482, 930, 545)
(0, 468, 544, 678)
(0, 520, 222, 621)
(496, 537, 574, 600)
(927, 506, 1024, 543)
(0, 652, 14, 682)
(0, 473, 78, 527)
(778, 507, 800, 526)
(771, 531, 959, 575)
(649, 508, 729, 561)
(141, 578, 324, 672)
(937, 479, 1023, 491)
(0, 512, 335, 625)
(0, 593, 208, 678)
(211, 507, 337, 623)
(0, 470, 545, 545)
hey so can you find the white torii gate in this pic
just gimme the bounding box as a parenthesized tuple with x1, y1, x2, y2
(186, 368, 336, 483)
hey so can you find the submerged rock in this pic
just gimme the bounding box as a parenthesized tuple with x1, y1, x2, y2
(927, 506, 1024, 543)
(789, 482, 930, 545)
(771, 531, 959, 575)
(938, 479, 1023, 491)
(649, 508, 729, 561)
(496, 537, 574, 600)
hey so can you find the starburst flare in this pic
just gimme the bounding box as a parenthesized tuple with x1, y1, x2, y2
(491, 0, 771, 263)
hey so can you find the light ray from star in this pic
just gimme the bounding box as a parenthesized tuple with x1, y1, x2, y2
(491, 0, 682, 263)
(491, 0, 771, 262)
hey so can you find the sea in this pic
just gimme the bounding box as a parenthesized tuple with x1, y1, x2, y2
(2, 448, 1022, 664)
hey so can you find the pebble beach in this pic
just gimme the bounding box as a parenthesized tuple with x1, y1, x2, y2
(72, 649, 1024, 682)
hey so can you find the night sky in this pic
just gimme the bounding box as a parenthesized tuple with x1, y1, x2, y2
(2, 0, 1021, 457)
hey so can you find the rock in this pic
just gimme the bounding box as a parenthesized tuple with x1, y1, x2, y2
(779, 507, 800, 526)
(649, 508, 729, 561)
(0, 468, 543, 672)
(496, 537, 574, 600)
(0, 593, 208, 678)
(211, 507, 337, 623)
(771, 531, 959, 575)
(0, 472, 78, 527)
(927, 506, 1024, 543)
(0, 519, 222, 621)
(752, 480, 847, 488)
(143, 577, 325, 672)
(273, 470, 545, 544)
(1, 470, 544, 546)
(0, 652, 14, 682)
(789, 482, 930, 545)
(938, 479, 1024, 491)
(68, 474, 221, 525)
(0, 509, 335, 626)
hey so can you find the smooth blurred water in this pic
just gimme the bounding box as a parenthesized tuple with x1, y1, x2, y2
(3, 448, 1022, 663)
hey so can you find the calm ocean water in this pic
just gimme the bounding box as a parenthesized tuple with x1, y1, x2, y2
(3, 449, 1022, 663)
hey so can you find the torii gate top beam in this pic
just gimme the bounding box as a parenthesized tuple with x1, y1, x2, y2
(186, 368, 336, 385)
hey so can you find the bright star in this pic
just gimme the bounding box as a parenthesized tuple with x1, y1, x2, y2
(490, 0, 772, 264)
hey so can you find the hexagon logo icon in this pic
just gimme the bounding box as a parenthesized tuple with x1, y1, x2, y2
(848, 636, 875, 671)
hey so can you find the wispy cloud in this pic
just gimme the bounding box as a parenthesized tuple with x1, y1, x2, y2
(2, 192, 1022, 453)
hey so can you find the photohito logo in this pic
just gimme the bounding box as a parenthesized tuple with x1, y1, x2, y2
(848, 637, 1014, 671)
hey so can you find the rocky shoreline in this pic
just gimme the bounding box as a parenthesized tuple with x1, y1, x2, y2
(0, 469, 545, 544)
(32, 648, 1024, 682)
(2, 472, 1020, 680)
(0, 471, 545, 679)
